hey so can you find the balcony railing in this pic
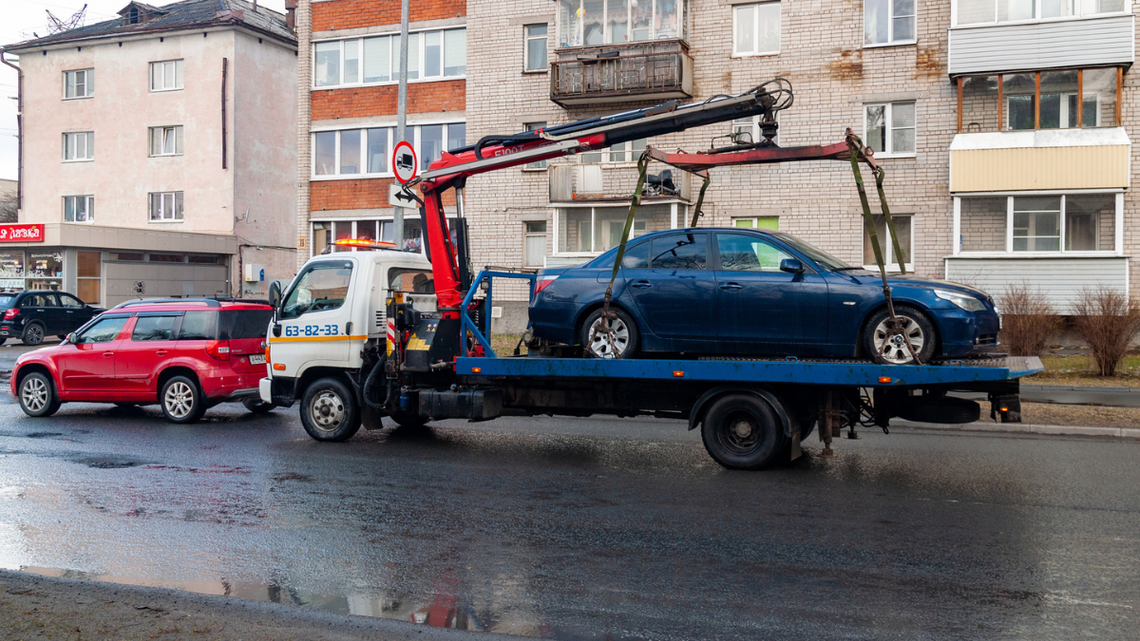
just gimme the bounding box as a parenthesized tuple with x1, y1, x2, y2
(550, 41, 693, 107)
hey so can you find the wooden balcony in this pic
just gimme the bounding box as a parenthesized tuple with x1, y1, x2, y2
(550, 40, 693, 107)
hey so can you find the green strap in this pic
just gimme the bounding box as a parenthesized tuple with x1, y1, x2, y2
(595, 153, 650, 359)
(875, 167, 907, 275)
(689, 174, 711, 227)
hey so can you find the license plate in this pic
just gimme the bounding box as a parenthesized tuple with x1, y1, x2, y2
(248, 354, 266, 365)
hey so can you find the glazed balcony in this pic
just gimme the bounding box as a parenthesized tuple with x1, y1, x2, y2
(550, 40, 693, 107)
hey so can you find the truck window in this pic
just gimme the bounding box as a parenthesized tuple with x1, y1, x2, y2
(388, 268, 434, 294)
(281, 262, 353, 319)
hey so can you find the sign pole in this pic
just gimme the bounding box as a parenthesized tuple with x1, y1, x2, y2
(394, 0, 410, 248)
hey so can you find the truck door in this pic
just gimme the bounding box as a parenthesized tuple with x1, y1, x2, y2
(272, 259, 357, 377)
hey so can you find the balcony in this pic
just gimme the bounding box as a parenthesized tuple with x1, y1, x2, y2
(949, 13, 1134, 77)
(549, 163, 691, 202)
(550, 40, 693, 107)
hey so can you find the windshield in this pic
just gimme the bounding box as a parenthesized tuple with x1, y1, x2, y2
(281, 261, 353, 319)
(770, 232, 852, 271)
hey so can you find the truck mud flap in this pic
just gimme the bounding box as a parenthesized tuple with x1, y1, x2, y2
(419, 388, 503, 421)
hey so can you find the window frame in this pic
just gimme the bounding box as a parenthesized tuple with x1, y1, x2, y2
(732, 1, 781, 58)
(955, 67, 1122, 133)
(148, 125, 184, 157)
(952, 0, 1128, 27)
(864, 0, 917, 48)
(149, 59, 184, 92)
(524, 24, 549, 72)
(862, 213, 914, 272)
(523, 220, 549, 267)
(62, 131, 94, 162)
(952, 191, 1124, 256)
(864, 101, 916, 158)
(552, 204, 679, 257)
(148, 191, 185, 223)
(63, 195, 95, 223)
(579, 138, 648, 164)
(311, 27, 467, 90)
(523, 122, 548, 170)
(310, 122, 466, 180)
(62, 69, 94, 99)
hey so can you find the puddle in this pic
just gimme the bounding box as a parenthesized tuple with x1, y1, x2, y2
(65, 455, 147, 469)
(25, 433, 63, 439)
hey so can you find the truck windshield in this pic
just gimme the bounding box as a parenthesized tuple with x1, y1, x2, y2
(769, 232, 852, 271)
(281, 262, 353, 319)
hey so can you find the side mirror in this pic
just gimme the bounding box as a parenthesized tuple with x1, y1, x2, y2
(64, 332, 76, 344)
(272, 323, 282, 338)
(268, 279, 287, 309)
(779, 258, 805, 274)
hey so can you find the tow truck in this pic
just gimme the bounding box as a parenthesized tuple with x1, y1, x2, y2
(261, 80, 1041, 470)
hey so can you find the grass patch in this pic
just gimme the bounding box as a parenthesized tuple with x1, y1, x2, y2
(1033, 354, 1140, 387)
(488, 333, 526, 356)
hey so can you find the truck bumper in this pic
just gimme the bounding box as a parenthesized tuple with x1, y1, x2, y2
(259, 378, 272, 404)
(262, 376, 297, 407)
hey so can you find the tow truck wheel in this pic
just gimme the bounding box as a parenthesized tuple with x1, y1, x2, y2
(241, 398, 276, 414)
(580, 307, 639, 359)
(701, 394, 787, 470)
(863, 306, 936, 365)
(300, 378, 361, 442)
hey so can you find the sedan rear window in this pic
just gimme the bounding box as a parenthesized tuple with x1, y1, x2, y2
(220, 309, 273, 340)
(650, 233, 706, 270)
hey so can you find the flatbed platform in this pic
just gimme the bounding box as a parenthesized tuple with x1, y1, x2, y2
(456, 355, 1043, 387)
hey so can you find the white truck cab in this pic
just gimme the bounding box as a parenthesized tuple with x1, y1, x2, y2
(259, 248, 435, 436)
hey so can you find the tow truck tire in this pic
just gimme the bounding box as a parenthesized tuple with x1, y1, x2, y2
(18, 372, 61, 418)
(580, 307, 639, 359)
(300, 378, 361, 442)
(863, 306, 936, 365)
(241, 398, 276, 414)
(701, 394, 787, 470)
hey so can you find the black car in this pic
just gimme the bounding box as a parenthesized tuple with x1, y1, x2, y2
(0, 290, 102, 346)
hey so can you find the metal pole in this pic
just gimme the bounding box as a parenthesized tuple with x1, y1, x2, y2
(394, 0, 410, 247)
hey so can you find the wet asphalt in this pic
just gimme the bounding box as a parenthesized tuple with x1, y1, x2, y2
(0, 392, 1137, 639)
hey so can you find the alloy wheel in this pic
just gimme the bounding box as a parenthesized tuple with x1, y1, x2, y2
(872, 316, 926, 365)
(24, 324, 43, 345)
(21, 377, 49, 413)
(163, 381, 195, 419)
(587, 315, 631, 359)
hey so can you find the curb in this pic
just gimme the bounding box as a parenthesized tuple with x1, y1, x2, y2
(893, 420, 1140, 439)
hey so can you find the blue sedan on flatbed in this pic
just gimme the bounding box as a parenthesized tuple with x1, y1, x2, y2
(528, 228, 1001, 364)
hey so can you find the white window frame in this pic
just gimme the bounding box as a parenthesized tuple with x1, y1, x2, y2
(524, 24, 549, 72)
(523, 122, 548, 170)
(557, 0, 688, 48)
(62, 131, 94, 162)
(149, 125, 183, 157)
(733, 216, 779, 230)
(951, 0, 1128, 26)
(523, 221, 549, 267)
(862, 214, 914, 272)
(312, 28, 467, 89)
(952, 191, 1124, 256)
(864, 0, 916, 48)
(63, 69, 93, 99)
(864, 101, 916, 157)
(732, 2, 781, 57)
(580, 138, 648, 164)
(149, 191, 184, 222)
(149, 59, 184, 91)
(310, 121, 467, 180)
(63, 195, 95, 223)
(552, 203, 683, 257)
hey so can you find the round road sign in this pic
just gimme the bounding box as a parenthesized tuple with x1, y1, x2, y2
(392, 140, 417, 184)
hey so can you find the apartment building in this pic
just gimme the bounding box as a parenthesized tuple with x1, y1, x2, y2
(294, 0, 466, 261)
(1, 0, 297, 307)
(298, 0, 1136, 328)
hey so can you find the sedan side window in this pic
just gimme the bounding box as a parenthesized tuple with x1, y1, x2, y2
(281, 262, 353, 320)
(650, 233, 706, 270)
(75, 316, 128, 344)
(717, 233, 792, 272)
(132, 315, 178, 341)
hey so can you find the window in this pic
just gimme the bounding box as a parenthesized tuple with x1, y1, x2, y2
(132, 315, 177, 341)
(557, 204, 670, 254)
(77, 251, 100, 304)
(864, 102, 915, 156)
(558, 0, 688, 47)
(650, 232, 706, 270)
(717, 233, 791, 272)
(59, 293, 85, 308)
(958, 67, 1120, 132)
(149, 191, 184, 222)
(733, 217, 778, 230)
(313, 28, 466, 88)
(149, 125, 183, 156)
(149, 60, 184, 91)
(63, 132, 94, 161)
(63, 69, 93, 99)
(388, 268, 435, 293)
(281, 261, 353, 319)
(75, 316, 128, 344)
(63, 195, 94, 222)
(524, 122, 547, 169)
(862, 214, 913, 270)
(955, 0, 1124, 25)
(313, 124, 464, 178)
(865, 0, 915, 46)
(733, 2, 780, 56)
(148, 253, 184, 262)
(957, 193, 1118, 253)
(525, 24, 548, 71)
(178, 311, 217, 340)
(581, 138, 647, 163)
(524, 221, 548, 267)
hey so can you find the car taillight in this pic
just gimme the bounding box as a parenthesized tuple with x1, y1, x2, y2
(534, 276, 558, 296)
(205, 340, 230, 361)
(3, 308, 18, 321)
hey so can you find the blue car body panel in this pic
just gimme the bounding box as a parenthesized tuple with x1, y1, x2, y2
(528, 228, 1001, 358)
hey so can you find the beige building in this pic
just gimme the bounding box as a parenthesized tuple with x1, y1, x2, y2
(1, 0, 297, 307)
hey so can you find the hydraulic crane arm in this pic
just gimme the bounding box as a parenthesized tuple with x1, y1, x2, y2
(407, 79, 794, 312)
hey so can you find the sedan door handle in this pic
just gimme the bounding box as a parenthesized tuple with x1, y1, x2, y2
(102, 351, 114, 358)
(156, 350, 168, 356)
(630, 280, 652, 289)
(719, 282, 744, 291)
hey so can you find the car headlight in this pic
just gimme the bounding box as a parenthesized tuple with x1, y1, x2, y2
(934, 289, 986, 312)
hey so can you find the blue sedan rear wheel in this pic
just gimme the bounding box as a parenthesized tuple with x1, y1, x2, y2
(864, 306, 936, 365)
(580, 307, 639, 359)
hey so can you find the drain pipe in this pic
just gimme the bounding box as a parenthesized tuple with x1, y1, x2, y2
(1, 50, 22, 217)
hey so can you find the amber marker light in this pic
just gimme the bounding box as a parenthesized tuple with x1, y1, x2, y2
(273, 364, 286, 371)
(471, 367, 482, 374)
(878, 376, 892, 384)
(673, 371, 684, 377)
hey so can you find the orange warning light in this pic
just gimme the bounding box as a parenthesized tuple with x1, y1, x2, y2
(878, 376, 891, 384)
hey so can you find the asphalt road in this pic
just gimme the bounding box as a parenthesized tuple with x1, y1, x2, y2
(0, 396, 1137, 640)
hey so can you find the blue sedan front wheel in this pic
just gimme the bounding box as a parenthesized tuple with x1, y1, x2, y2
(864, 306, 937, 365)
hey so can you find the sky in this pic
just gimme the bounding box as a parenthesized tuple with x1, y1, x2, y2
(0, 0, 287, 181)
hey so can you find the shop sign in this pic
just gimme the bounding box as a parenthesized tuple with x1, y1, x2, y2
(0, 279, 22, 289)
(0, 224, 45, 243)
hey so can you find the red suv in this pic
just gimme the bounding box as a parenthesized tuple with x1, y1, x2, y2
(12, 299, 274, 423)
